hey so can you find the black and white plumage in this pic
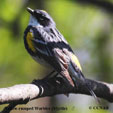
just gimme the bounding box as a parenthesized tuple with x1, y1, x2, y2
(24, 7, 99, 102)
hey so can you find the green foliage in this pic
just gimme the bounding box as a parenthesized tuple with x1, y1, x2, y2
(0, 0, 22, 22)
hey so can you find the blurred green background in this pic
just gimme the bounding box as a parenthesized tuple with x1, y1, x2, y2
(0, 0, 113, 113)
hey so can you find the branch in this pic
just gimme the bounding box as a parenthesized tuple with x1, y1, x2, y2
(0, 76, 113, 113)
(75, 0, 113, 14)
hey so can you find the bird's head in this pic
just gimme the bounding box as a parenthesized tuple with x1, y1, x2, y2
(27, 7, 55, 27)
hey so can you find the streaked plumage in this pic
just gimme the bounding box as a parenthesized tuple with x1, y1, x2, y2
(24, 7, 99, 102)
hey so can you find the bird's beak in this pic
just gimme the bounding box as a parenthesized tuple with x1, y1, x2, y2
(27, 7, 34, 15)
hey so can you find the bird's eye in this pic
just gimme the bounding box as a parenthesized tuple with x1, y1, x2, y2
(35, 14, 45, 21)
(38, 14, 49, 22)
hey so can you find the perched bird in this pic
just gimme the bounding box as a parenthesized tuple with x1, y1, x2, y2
(24, 7, 99, 102)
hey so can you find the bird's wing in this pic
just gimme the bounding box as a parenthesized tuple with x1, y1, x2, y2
(53, 48, 75, 86)
(29, 26, 74, 86)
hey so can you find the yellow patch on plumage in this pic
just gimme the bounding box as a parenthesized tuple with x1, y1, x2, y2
(26, 32, 36, 52)
(71, 53, 82, 71)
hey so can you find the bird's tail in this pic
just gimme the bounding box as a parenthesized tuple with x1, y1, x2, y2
(71, 71, 100, 103)
(85, 81, 100, 104)
(68, 60, 100, 103)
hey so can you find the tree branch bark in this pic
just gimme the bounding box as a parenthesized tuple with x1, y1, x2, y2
(0, 76, 113, 113)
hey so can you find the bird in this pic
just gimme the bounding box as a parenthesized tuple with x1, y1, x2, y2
(24, 7, 99, 102)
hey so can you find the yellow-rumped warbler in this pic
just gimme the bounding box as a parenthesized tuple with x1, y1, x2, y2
(24, 7, 98, 102)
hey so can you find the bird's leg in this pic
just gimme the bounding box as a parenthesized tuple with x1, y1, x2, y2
(44, 70, 56, 80)
(71, 77, 78, 90)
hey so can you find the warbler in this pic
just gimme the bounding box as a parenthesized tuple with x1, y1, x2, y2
(24, 7, 99, 102)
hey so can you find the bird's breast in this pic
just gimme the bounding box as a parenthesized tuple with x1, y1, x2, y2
(32, 56, 53, 69)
